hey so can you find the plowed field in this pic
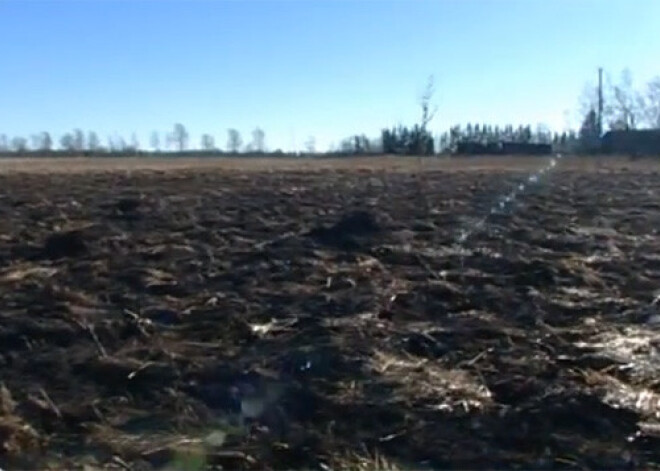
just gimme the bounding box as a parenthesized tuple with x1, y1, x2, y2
(0, 157, 659, 470)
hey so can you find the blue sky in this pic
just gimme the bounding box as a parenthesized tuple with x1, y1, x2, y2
(1, 0, 658, 151)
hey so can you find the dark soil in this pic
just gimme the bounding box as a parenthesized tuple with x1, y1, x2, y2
(0, 162, 659, 470)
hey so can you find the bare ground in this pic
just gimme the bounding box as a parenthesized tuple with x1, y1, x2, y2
(0, 156, 659, 470)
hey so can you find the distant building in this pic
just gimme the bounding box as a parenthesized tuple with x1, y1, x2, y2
(500, 142, 552, 155)
(455, 141, 552, 156)
(601, 130, 660, 156)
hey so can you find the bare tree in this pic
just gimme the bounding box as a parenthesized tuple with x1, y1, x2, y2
(339, 137, 354, 153)
(420, 75, 438, 131)
(200, 134, 215, 151)
(645, 76, 660, 129)
(116, 136, 128, 152)
(0, 134, 7, 151)
(250, 127, 265, 152)
(107, 135, 128, 152)
(417, 75, 437, 155)
(60, 133, 75, 151)
(534, 124, 552, 144)
(304, 136, 316, 154)
(227, 129, 242, 153)
(87, 131, 100, 151)
(606, 68, 645, 130)
(42, 132, 53, 151)
(169, 123, 189, 151)
(73, 128, 85, 151)
(11, 136, 28, 152)
(150, 131, 160, 151)
(130, 133, 140, 151)
(30, 132, 53, 151)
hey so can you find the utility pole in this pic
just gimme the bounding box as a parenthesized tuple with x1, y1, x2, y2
(597, 67, 604, 136)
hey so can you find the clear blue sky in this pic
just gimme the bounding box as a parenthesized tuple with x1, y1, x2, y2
(1, 0, 658, 151)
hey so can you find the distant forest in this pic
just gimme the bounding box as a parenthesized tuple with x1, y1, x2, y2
(1, 68, 658, 157)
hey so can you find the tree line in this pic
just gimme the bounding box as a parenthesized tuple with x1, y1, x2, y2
(0, 124, 271, 155)
(0, 123, 579, 156)
(1, 68, 658, 157)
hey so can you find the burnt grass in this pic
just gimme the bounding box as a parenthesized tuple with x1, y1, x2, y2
(0, 161, 659, 469)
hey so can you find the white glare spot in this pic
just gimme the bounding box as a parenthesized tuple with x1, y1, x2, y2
(204, 430, 227, 447)
(451, 152, 566, 256)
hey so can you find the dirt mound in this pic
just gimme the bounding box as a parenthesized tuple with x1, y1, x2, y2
(41, 230, 87, 259)
(308, 210, 387, 249)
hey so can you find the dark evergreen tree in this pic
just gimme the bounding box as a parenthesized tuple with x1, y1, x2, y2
(579, 109, 600, 153)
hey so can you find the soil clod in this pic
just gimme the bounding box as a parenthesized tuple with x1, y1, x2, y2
(41, 230, 87, 259)
(308, 210, 386, 249)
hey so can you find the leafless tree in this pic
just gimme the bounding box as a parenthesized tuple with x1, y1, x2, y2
(87, 131, 100, 151)
(0, 134, 7, 151)
(250, 127, 265, 152)
(30, 132, 53, 151)
(339, 137, 354, 153)
(150, 131, 160, 151)
(227, 129, 242, 153)
(645, 76, 660, 129)
(534, 124, 552, 144)
(60, 133, 75, 151)
(414, 75, 438, 215)
(304, 136, 316, 154)
(116, 136, 128, 152)
(169, 123, 189, 151)
(106, 135, 127, 152)
(130, 133, 140, 151)
(11, 136, 28, 152)
(200, 134, 215, 151)
(606, 68, 645, 130)
(420, 75, 438, 131)
(41, 132, 53, 151)
(417, 75, 438, 155)
(73, 128, 85, 151)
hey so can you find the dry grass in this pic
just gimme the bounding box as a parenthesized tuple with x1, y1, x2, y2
(369, 349, 493, 412)
(0, 154, 656, 175)
(323, 449, 407, 471)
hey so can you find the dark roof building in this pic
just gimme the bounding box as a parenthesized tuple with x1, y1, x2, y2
(455, 141, 552, 156)
(601, 130, 660, 156)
